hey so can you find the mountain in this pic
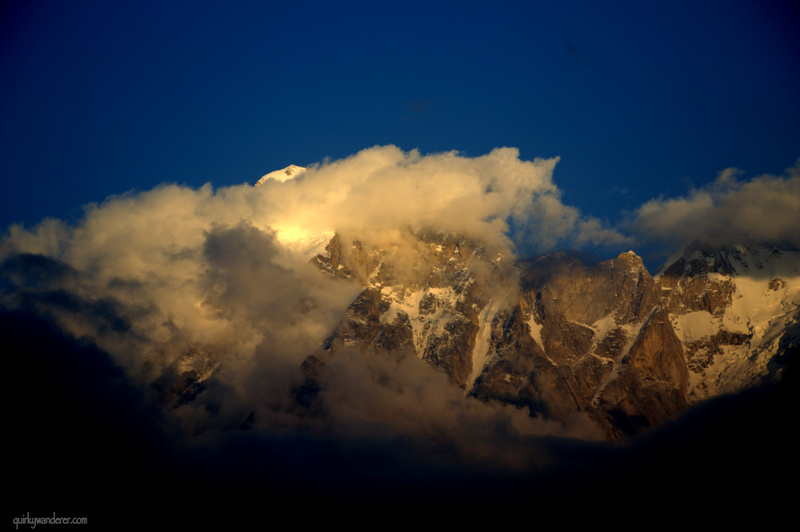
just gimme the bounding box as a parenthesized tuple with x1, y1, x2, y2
(295, 231, 800, 439)
(123, 170, 798, 441)
(254, 164, 307, 186)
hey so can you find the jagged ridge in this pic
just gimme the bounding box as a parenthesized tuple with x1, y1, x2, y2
(302, 232, 800, 439)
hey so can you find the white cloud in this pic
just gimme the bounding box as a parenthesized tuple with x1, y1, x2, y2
(629, 160, 800, 250)
(248, 145, 626, 254)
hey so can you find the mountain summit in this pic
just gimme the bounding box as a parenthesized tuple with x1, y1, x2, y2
(255, 164, 307, 185)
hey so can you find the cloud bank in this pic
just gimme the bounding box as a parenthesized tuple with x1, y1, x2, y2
(629, 159, 800, 252)
(251, 145, 627, 253)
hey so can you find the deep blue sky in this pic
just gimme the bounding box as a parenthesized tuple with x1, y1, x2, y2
(2, 0, 799, 236)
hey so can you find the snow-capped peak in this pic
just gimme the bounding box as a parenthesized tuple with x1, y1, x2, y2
(255, 164, 307, 186)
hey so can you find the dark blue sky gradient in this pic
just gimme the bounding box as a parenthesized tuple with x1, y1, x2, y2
(2, 0, 799, 237)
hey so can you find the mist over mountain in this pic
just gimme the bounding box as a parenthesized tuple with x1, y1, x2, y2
(3, 146, 798, 525)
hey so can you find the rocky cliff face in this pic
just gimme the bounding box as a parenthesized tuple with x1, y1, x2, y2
(301, 232, 800, 439)
(316, 230, 489, 388)
(655, 243, 800, 401)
